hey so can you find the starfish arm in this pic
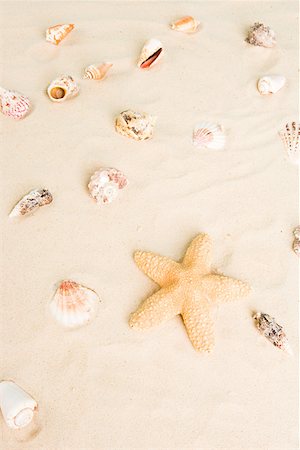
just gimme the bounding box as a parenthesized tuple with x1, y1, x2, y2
(201, 274, 251, 303)
(134, 251, 181, 285)
(181, 296, 214, 352)
(183, 234, 213, 273)
(129, 287, 181, 330)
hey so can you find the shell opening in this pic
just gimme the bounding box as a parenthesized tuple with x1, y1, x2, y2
(14, 407, 34, 428)
(50, 87, 66, 100)
(140, 48, 163, 69)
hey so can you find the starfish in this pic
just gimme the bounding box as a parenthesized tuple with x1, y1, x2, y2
(129, 234, 251, 352)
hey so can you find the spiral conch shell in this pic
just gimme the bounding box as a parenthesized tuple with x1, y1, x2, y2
(170, 16, 200, 33)
(83, 63, 113, 80)
(279, 121, 300, 165)
(137, 39, 163, 69)
(0, 87, 30, 120)
(46, 23, 74, 45)
(246, 22, 276, 48)
(47, 75, 79, 102)
(257, 75, 286, 95)
(88, 167, 128, 205)
(0, 381, 37, 429)
(50, 280, 100, 328)
(115, 110, 155, 141)
(9, 189, 53, 218)
(193, 121, 226, 150)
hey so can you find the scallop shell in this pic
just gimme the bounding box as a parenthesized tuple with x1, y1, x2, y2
(170, 16, 200, 33)
(47, 75, 79, 102)
(193, 122, 226, 150)
(278, 121, 300, 165)
(88, 167, 128, 205)
(0, 87, 30, 120)
(50, 280, 100, 328)
(9, 189, 53, 218)
(137, 39, 163, 69)
(0, 381, 37, 429)
(257, 75, 286, 95)
(115, 110, 155, 141)
(83, 63, 113, 80)
(46, 23, 74, 45)
(253, 312, 292, 354)
(246, 22, 276, 48)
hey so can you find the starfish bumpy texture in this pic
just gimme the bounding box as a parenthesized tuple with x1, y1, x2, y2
(129, 234, 251, 352)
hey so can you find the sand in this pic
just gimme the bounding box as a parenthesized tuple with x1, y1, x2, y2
(0, 1, 298, 449)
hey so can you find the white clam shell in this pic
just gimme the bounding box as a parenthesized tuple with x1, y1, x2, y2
(50, 280, 100, 328)
(88, 167, 128, 205)
(0, 381, 37, 429)
(137, 38, 163, 69)
(257, 75, 286, 95)
(0, 86, 31, 120)
(47, 75, 79, 102)
(279, 121, 300, 165)
(115, 110, 156, 141)
(193, 121, 226, 150)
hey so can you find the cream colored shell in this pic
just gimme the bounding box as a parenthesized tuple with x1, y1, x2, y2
(170, 16, 200, 33)
(47, 75, 79, 102)
(0, 381, 37, 429)
(137, 38, 163, 69)
(257, 75, 286, 95)
(46, 24, 74, 45)
(115, 110, 156, 141)
(83, 63, 113, 80)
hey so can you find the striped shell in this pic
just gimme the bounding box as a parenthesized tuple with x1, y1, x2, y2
(279, 121, 300, 165)
(0, 87, 30, 120)
(50, 280, 100, 328)
(170, 16, 200, 33)
(193, 122, 226, 150)
(88, 167, 128, 205)
(83, 63, 113, 80)
(9, 189, 53, 218)
(0, 381, 37, 429)
(46, 23, 74, 45)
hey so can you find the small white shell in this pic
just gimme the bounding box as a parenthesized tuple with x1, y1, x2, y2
(83, 63, 113, 80)
(193, 122, 226, 150)
(9, 189, 53, 218)
(115, 110, 156, 141)
(279, 121, 300, 165)
(88, 167, 128, 205)
(0, 87, 31, 120)
(0, 381, 37, 429)
(170, 16, 200, 33)
(47, 75, 79, 102)
(257, 75, 286, 95)
(137, 39, 163, 69)
(246, 22, 276, 48)
(50, 280, 100, 328)
(46, 24, 74, 45)
(253, 312, 292, 355)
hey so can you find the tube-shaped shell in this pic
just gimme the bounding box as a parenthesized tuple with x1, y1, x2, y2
(170, 16, 200, 33)
(115, 110, 156, 141)
(0, 381, 37, 429)
(278, 121, 300, 165)
(0, 87, 30, 120)
(9, 189, 53, 218)
(257, 75, 286, 95)
(46, 24, 74, 45)
(246, 22, 276, 48)
(47, 75, 79, 102)
(253, 312, 292, 354)
(193, 121, 226, 150)
(50, 280, 100, 328)
(83, 63, 113, 80)
(137, 39, 163, 69)
(88, 167, 128, 205)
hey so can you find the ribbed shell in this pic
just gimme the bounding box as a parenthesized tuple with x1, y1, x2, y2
(0, 87, 30, 120)
(193, 122, 226, 150)
(88, 167, 128, 205)
(279, 121, 300, 164)
(46, 23, 74, 45)
(83, 63, 113, 80)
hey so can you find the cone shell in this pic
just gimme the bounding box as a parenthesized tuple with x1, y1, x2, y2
(170, 16, 200, 33)
(115, 110, 156, 141)
(257, 75, 286, 95)
(279, 121, 300, 165)
(193, 121, 226, 150)
(46, 23, 74, 45)
(0, 381, 37, 429)
(83, 63, 113, 80)
(137, 39, 163, 69)
(50, 280, 100, 328)
(88, 167, 128, 205)
(246, 22, 276, 48)
(9, 189, 53, 218)
(0, 87, 30, 120)
(47, 75, 79, 102)
(253, 312, 292, 354)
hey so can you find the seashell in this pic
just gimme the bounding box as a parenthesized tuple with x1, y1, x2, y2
(9, 189, 53, 218)
(46, 23, 74, 45)
(115, 110, 155, 141)
(292, 239, 300, 256)
(50, 280, 100, 328)
(0, 381, 37, 429)
(137, 38, 163, 69)
(293, 226, 300, 240)
(253, 312, 292, 354)
(257, 75, 286, 95)
(83, 63, 113, 80)
(245, 22, 276, 48)
(278, 121, 300, 165)
(0, 87, 30, 120)
(88, 167, 128, 205)
(170, 16, 200, 33)
(47, 75, 79, 102)
(193, 121, 226, 150)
